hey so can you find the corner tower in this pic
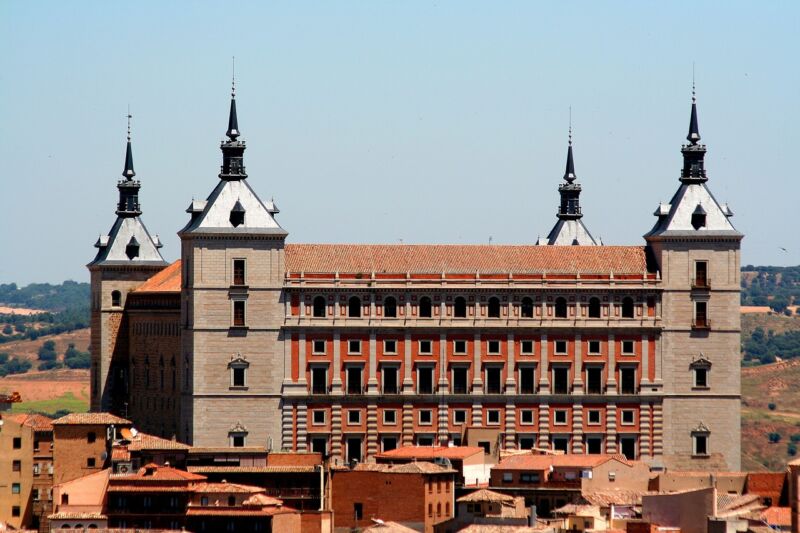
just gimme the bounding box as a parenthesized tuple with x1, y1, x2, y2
(644, 88, 743, 470)
(88, 115, 168, 412)
(179, 80, 288, 446)
(538, 127, 598, 245)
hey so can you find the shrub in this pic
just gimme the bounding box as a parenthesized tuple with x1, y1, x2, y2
(64, 343, 91, 369)
(0, 352, 8, 365)
(768, 432, 782, 443)
(2, 324, 12, 335)
(768, 403, 777, 411)
(37, 360, 62, 371)
(14, 323, 26, 333)
(38, 341, 57, 361)
(789, 443, 798, 456)
(0, 357, 32, 376)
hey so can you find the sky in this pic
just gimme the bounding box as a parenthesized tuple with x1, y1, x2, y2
(0, 1, 798, 285)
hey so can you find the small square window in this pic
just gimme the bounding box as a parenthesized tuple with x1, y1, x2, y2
(383, 409, 397, 425)
(312, 410, 326, 425)
(419, 410, 433, 425)
(87, 457, 96, 468)
(12, 460, 21, 472)
(347, 410, 361, 425)
(588, 340, 601, 355)
(453, 340, 467, 354)
(487, 340, 501, 355)
(503, 472, 513, 483)
(417, 435, 435, 446)
(12, 483, 20, 494)
(487, 410, 501, 425)
(520, 410, 535, 425)
(419, 340, 433, 354)
(231, 435, 246, 447)
(587, 410, 602, 425)
(520, 340, 534, 355)
(312, 340, 326, 354)
(453, 410, 467, 424)
(553, 410, 568, 425)
(11, 506, 20, 517)
(694, 368, 709, 388)
(621, 340, 635, 355)
(348, 340, 361, 355)
(384, 339, 397, 354)
(621, 410, 635, 425)
(554, 340, 568, 355)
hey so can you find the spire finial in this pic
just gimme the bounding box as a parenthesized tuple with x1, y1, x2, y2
(687, 67, 701, 145)
(226, 59, 240, 140)
(563, 108, 576, 183)
(122, 108, 135, 179)
(231, 56, 236, 99)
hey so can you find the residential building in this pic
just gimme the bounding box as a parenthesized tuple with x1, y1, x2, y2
(88, 86, 742, 472)
(449, 488, 528, 529)
(375, 445, 489, 487)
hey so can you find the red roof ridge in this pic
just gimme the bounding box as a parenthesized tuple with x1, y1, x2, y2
(134, 260, 182, 293)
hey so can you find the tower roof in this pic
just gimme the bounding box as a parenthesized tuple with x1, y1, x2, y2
(123, 112, 136, 178)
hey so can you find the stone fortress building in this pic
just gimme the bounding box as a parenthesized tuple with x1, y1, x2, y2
(88, 83, 743, 470)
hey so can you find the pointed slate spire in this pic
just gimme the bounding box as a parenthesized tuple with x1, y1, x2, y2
(563, 125, 577, 183)
(123, 111, 136, 179)
(687, 82, 701, 145)
(226, 82, 240, 140)
(219, 64, 248, 181)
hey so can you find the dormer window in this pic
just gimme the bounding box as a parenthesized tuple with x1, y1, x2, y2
(125, 236, 140, 260)
(230, 201, 245, 227)
(691, 205, 706, 230)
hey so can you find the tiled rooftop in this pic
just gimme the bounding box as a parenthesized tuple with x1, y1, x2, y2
(133, 259, 182, 292)
(126, 432, 192, 451)
(495, 453, 631, 471)
(193, 481, 264, 494)
(376, 445, 484, 460)
(52, 412, 132, 426)
(188, 465, 317, 474)
(6, 413, 54, 431)
(457, 488, 514, 503)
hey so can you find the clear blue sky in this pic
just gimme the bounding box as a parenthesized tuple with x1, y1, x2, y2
(1, 1, 797, 284)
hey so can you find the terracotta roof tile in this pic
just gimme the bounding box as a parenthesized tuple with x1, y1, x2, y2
(6, 413, 54, 431)
(376, 445, 484, 460)
(52, 412, 132, 426)
(582, 489, 646, 506)
(495, 453, 631, 471)
(48, 512, 108, 520)
(760, 506, 791, 527)
(188, 465, 316, 474)
(127, 432, 192, 451)
(134, 260, 182, 292)
(110, 463, 206, 484)
(193, 482, 265, 494)
(285, 244, 650, 275)
(457, 489, 514, 503)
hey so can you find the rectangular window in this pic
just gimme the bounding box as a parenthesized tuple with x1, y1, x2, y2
(487, 340, 501, 355)
(588, 340, 601, 355)
(232, 435, 246, 448)
(695, 260, 708, 288)
(586, 436, 603, 454)
(520, 472, 540, 483)
(233, 259, 246, 285)
(87, 457, 96, 468)
(417, 367, 434, 394)
(520, 340, 534, 355)
(453, 410, 467, 425)
(620, 436, 637, 460)
(312, 410, 326, 425)
(519, 366, 535, 394)
(519, 436, 536, 450)
(620, 410, 635, 425)
(487, 410, 501, 425)
(13, 437, 21, 449)
(383, 409, 397, 425)
(486, 367, 502, 394)
(419, 410, 433, 425)
(312, 340, 326, 354)
(453, 340, 467, 354)
(620, 367, 637, 394)
(347, 366, 363, 394)
(694, 434, 709, 456)
(348, 340, 361, 355)
(694, 367, 709, 388)
(354, 503, 363, 521)
(552, 436, 569, 452)
(382, 366, 398, 394)
(694, 301, 708, 328)
(383, 339, 397, 354)
(311, 437, 327, 455)
(12, 483, 20, 494)
(311, 367, 328, 394)
(232, 300, 246, 327)
(382, 436, 397, 452)
(553, 410, 568, 425)
(554, 340, 568, 355)
(520, 409, 535, 425)
(12, 460, 21, 472)
(231, 366, 246, 387)
(502, 472, 513, 483)
(87, 431, 96, 443)
(587, 409, 602, 425)
(553, 367, 569, 394)
(586, 367, 603, 394)
(347, 410, 361, 425)
(11, 507, 19, 518)
(417, 435, 434, 446)
(452, 367, 468, 394)
(419, 340, 433, 355)
(621, 340, 635, 355)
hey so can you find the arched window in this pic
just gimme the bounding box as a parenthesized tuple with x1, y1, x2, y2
(588, 297, 601, 318)
(621, 297, 635, 319)
(111, 290, 121, 308)
(454, 297, 467, 318)
(487, 297, 501, 318)
(419, 297, 432, 318)
(384, 296, 397, 318)
(313, 296, 326, 318)
(348, 296, 361, 318)
(520, 297, 534, 319)
(554, 297, 568, 319)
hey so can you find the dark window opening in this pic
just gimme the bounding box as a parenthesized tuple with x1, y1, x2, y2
(521, 340, 534, 354)
(587, 367, 603, 394)
(519, 437, 536, 450)
(313, 296, 326, 317)
(454, 297, 467, 318)
(586, 437, 602, 454)
(125, 237, 140, 260)
(87, 457, 96, 468)
(348, 339, 361, 354)
(419, 297, 432, 318)
(111, 290, 121, 307)
(620, 367, 636, 394)
(621, 297, 635, 318)
(417, 367, 434, 394)
(487, 297, 501, 318)
(588, 340, 601, 354)
(417, 435, 434, 446)
(313, 339, 326, 354)
(382, 367, 398, 394)
(354, 502, 363, 521)
(311, 368, 328, 394)
(588, 297, 601, 318)
(231, 435, 245, 447)
(519, 367, 535, 394)
(228, 496, 236, 507)
(232, 259, 246, 285)
(232, 367, 246, 387)
(87, 431, 96, 443)
(521, 297, 534, 318)
(452, 367, 468, 394)
(419, 340, 432, 354)
(229, 203, 245, 227)
(694, 368, 708, 388)
(347, 367, 363, 395)
(347, 438, 362, 463)
(695, 301, 708, 328)
(620, 437, 636, 460)
(552, 437, 569, 453)
(383, 296, 397, 318)
(232, 300, 246, 327)
(691, 212, 706, 230)
(384, 339, 397, 354)
(695, 261, 708, 287)
(454, 339, 467, 354)
(478, 441, 491, 455)
(348, 296, 361, 318)
(553, 367, 569, 394)
(554, 297, 568, 318)
(311, 438, 327, 455)
(382, 437, 397, 452)
(486, 367, 502, 394)
(694, 435, 708, 455)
